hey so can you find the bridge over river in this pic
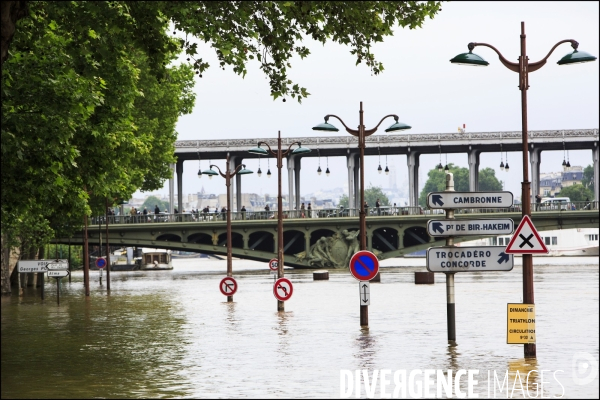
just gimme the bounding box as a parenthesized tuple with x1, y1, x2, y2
(57, 204, 598, 268)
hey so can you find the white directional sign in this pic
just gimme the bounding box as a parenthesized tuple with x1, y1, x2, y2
(427, 191, 514, 209)
(48, 270, 70, 278)
(359, 282, 370, 306)
(46, 262, 69, 271)
(427, 219, 514, 237)
(504, 215, 549, 254)
(18, 259, 69, 273)
(426, 246, 514, 272)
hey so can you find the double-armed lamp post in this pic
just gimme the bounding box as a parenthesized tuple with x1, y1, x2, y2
(450, 21, 596, 357)
(313, 102, 411, 326)
(200, 156, 253, 302)
(248, 131, 310, 312)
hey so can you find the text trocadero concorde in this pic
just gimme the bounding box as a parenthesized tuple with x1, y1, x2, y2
(427, 192, 514, 209)
(426, 246, 514, 272)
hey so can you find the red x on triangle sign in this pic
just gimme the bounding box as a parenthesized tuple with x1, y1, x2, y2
(505, 215, 549, 254)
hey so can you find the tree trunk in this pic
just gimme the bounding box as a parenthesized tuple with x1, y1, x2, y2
(0, 1, 29, 66)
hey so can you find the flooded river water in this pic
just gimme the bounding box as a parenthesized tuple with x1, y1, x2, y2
(1, 257, 598, 398)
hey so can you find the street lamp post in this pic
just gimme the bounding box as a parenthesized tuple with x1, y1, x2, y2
(200, 156, 252, 302)
(450, 21, 596, 358)
(248, 131, 310, 312)
(313, 101, 411, 327)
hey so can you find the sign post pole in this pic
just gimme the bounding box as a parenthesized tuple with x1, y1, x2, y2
(444, 173, 457, 345)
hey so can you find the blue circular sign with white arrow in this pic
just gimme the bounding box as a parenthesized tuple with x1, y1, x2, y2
(349, 250, 379, 281)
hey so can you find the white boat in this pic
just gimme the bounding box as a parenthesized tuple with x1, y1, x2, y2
(139, 248, 173, 270)
(459, 228, 599, 256)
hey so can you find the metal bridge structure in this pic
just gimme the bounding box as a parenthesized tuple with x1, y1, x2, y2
(57, 205, 599, 268)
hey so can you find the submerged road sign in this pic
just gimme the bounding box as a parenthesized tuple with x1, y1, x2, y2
(505, 215, 549, 254)
(219, 277, 238, 296)
(507, 303, 536, 344)
(18, 259, 68, 273)
(273, 277, 293, 301)
(349, 251, 379, 281)
(268, 258, 278, 271)
(95, 257, 106, 269)
(427, 191, 513, 209)
(48, 270, 70, 278)
(426, 246, 514, 272)
(359, 282, 370, 306)
(47, 262, 69, 271)
(427, 218, 514, 237)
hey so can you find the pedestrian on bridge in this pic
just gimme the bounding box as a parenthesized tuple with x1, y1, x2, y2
(241, 205, 247, 220)
(376, 199, 381, 216)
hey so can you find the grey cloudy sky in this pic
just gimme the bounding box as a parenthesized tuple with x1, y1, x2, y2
(142, 1, 599, 201)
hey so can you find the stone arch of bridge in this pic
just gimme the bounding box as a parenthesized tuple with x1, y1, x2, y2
(187, 232, 213, 246)
(217, 232, 244, 249)
(402, 226, 430, 249)
(310, 228, 337, 247)
(371, 227, 400, 254)
(283, 229, 305, 256)
(156, 233, 181, 242)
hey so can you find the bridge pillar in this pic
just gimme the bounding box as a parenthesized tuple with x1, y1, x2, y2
(305, 232, 311, 255)
(407, 152, 420, 208)
(287, 154, 295, 211)
(228, 155, 242, 211)
(169, 162, 175, 214)
(594, 144, 599, 202)
(176, 159, 184, 214)
(530, 147, 542, 200)
(468, 148, 480, 192)
(294, 156, 302, 211)
(243, 233, 249, 250)
(346, 152, 356, 209)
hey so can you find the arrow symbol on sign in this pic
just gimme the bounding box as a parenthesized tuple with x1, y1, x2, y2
(432, 222, 444, 234)
(362, 283, 368, 303)
(278, 284, 288, 296)
(224, 282, 234, 292)
(432, 194, 444, 206)
(497, 252, 510, 264)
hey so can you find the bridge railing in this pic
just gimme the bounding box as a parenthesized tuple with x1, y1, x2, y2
(91, 201, 597, 226)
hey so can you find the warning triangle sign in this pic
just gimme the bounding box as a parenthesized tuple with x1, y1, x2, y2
(505, 215, 549, 254)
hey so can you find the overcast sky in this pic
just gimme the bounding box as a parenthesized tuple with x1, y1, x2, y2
(139, 1, 599, 202)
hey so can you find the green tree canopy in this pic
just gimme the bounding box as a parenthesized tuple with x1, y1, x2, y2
(338, 185, 390, 208)
(418, 165, 503, 207)
(556, 184, 594, 202)
(582, 165, 594, 196)
(141, 196, 170, 213)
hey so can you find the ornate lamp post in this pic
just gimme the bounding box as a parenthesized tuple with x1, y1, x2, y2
(200, 156, 253, 302)
(450, 21, 596, 357)
(313, 101, 411, 326)
(248, 131, 311, 312)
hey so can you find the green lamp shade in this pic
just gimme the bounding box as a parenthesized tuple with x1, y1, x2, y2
(450, 52, 489, 66)
(292, 146, 311, 155)
(248, 146, 268, 155)
(385, 121, 411, 132)
(557, 50, 597, 65)
(312, 121, 339, 132)
(238, 167, 253, 175)
(201, 168, 218, 176)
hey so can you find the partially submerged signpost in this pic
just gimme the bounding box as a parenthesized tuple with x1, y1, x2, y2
(426, 174, 514, 345)
(17, 259, 69, 303)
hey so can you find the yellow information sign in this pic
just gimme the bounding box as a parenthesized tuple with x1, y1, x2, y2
(507, 303, 536, 344)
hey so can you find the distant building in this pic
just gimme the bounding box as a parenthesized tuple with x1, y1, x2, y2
(539, 166, 583, 197)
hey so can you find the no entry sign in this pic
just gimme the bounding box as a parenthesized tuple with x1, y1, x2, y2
(219, 277, 238, 296)
(349, 250, 379, 281)
(273, 277, 293, 301)
(268, 258, 278, 271)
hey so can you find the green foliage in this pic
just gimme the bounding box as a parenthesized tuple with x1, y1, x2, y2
(582, 165, 594, 195)
(337, 185, 389, 208)
(140, 196, 170, 213)
(557, 184, 594, 202)
(418, 165, 503, 207)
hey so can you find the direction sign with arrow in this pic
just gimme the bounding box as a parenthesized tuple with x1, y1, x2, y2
(48, 270, 70, 278)
(427, 219, 514, 237)
(359, 282, 370, 306)
(47, 262, 69, 271)
(18, 259, 69, 273)
(426, 246, 514, 272)
(427, 191, 514, 209)
(504, 215, 549, 254)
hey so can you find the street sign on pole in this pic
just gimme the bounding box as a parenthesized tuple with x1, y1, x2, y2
(426, 246, 514, 272)
(504, 215, 549, 254)
(349, 250, 379, 281)
(273, 277, 293, 301)
(95, 257, 106, 269)
(427, 218, 514, 237)
(48, 270, 70, 278)
(268, 258, 278, 271)
(359, 282, 370, 306)
(219, 277, 238, 296)
(18, 259, 68, 273)
(427, 191, 514, 209)
(507, 303, 536, 344)
(47, 262, 69, 271)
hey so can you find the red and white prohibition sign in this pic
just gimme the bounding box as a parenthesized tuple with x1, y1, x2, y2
(219, 277, 238, 296)
(268, 258, 279, 271)
(273, 277, 293, 301)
